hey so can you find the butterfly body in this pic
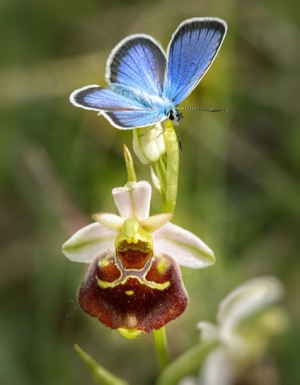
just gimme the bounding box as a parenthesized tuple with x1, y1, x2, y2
(107, 83, 177, 120)
(70, 18, 227, 132)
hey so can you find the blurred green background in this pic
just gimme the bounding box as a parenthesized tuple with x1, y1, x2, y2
(1, 0, 299, 384)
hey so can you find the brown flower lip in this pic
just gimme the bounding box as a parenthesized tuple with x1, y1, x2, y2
(78, 250, 188, 333)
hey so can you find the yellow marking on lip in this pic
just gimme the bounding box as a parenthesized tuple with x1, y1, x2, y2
(125, 290, 134, 296)
(97, 279, 116, 289)
(99, 256, 110, 268)
(97, 276, 170, 290)
(157, 259, 168, 274)
(118, 327, 142, 339)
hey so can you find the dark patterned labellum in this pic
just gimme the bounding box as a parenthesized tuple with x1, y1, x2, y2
(78, 243, 188, 334)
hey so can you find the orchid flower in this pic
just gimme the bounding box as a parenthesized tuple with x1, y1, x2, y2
(179, 276, 288, 385)
(62, 180, 215, 338)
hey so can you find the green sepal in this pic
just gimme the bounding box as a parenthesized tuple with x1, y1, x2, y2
(152, 120, 179, 214)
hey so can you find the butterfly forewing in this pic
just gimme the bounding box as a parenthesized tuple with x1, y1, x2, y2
(106, 35, 167, 97)
(164, 18, 227, 106)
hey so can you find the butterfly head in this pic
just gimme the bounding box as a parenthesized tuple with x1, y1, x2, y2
(165, 108, 184, 152)
(168, 109, 183, 124)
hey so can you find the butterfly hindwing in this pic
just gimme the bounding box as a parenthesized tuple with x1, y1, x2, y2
(106, 34, 167, 97)
(69, 85, 166, 129)
(104, 110, 166, 129)
(164, 18, 227, 106)
(70, 85, 147, 111)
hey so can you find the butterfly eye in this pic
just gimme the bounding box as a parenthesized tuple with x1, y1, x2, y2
(168, 110, 175, 121)
(168, 109, 183, 123)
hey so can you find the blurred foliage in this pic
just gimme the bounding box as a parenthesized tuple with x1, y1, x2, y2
(0, 0, 299, 384)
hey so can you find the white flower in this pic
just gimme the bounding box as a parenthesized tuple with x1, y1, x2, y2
(196, 276, 287, 385)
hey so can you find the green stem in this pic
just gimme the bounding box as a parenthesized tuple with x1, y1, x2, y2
(123, 144, 137, 183)
(153, 327, 169, 371)
(155, 341, 218, 385)
(162, 121, 179, 214)
(152, 156, 167, 199)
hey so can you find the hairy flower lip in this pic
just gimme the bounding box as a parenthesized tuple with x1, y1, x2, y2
(78, 251, 188, 334)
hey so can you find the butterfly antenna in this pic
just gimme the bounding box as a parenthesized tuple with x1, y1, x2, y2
(174, 123, 183, 153)
(177, 107, 228, 113)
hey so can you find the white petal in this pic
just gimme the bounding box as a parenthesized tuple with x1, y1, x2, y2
(92, 212, 124, 232)
(199, 348, 234, 385)
(62, 222, 116, 263)
(112, 181, 151, 220)
(154, 222, 215, 268)
(217, 276, 284, 326)
(197, 321, 219, 343)
(142, 213, 173, 233)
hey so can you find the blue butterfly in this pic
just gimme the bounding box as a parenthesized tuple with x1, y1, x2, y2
(70, 17, 227, 138)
